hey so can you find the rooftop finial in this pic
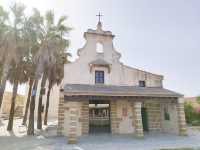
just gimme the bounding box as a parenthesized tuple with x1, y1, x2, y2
(96, 12, 103, 23)
(96, 12, 103, 30)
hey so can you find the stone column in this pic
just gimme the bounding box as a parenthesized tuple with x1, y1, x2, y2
(57, 91, 65, 136)
(68, 108, 78, 144)
(145, 102, 161, 131)
(110, 100, 118, 134)
(81, 101, 89, 134)
(133, 101, 144, 138)
(177, 98, 187, 136)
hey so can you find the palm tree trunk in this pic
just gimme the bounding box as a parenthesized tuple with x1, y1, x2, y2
(44, 83, 52, 125)
(37, 72, 47, 129)
(27, 79, 38, 135)
(0, 78, 6, 108)
(7, 80, 18, 131)
(22, 78, 33, 125)
(0, 63, 9, 109)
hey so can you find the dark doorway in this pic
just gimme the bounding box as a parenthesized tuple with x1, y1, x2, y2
(141, 107, 149, 132)
(89, 100, 111, 134)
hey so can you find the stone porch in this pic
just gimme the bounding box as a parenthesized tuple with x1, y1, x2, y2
(57, 92, 187, 144)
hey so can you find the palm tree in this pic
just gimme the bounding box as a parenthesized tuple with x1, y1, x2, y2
(37, 70, 48, 129)
(0, 5, 9, 108)
(7, 60, 28, 131)
(0, 3, 27, 112)
(36, 10, 58, 129)
(22, 8, 42, 125)
(27, 8, 71, 135)
(36, 10, 71, 129)
(43, 73, 54, 125)
(27, 79, 39, 135)
(43, 52, 70, 125)
(6, 3, 29, 131)
(27, 48, 46, 134)
(0, 63, 3, 82)
(0, 34, 16, 109)
(22, 78, 33, 125)
(27, 60, 43, 135)
(27, 8, 44, 135)
(42, 14, 71, 125)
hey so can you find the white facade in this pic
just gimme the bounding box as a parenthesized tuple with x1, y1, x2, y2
(23, 21, 187, 139)
(58, 21, 187, 141)
(29, 21, 163, 120)
(64, 22, 163, 87)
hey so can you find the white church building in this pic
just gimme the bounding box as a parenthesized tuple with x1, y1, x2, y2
(56, 20, 187, 144)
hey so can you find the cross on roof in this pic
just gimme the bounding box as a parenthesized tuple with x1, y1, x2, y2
(96, 12, 103, 22)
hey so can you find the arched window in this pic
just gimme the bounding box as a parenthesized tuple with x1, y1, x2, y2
(96, 42, 103, 53)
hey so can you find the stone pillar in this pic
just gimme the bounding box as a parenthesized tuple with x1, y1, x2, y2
(57, 91, 65, 136)
(68, 108, 78, 144)
(81, 101, 89, 134)
(145, 102, 161, 131)
(110, 100, 118, 134)
(133, 102, 144, 138)
(177, 98, 187, 136)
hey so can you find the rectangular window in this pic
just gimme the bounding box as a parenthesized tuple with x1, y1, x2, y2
(139, 80, 146, 87)
(95, 71, 104, 84)
(164, 107, 170, 120)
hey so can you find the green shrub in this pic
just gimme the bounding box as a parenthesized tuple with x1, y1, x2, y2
(184, 103, 195, 124)
(184, 102, 200, 125)
(196, 96, 200, 104)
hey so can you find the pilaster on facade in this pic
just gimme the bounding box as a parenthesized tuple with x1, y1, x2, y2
(133, 101, 144, 138)
(145, 102, 161, 131)
(177, 98, 187, 136)
(81, 101, 89, 135)
(68, 108, 78, 144)
(57, 91, 65, 136)
(110, 100, 119, 134)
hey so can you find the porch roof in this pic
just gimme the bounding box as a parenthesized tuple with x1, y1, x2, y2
(63, 84, 183, 98)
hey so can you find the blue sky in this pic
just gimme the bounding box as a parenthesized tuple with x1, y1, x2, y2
(1, 0, 200, 96)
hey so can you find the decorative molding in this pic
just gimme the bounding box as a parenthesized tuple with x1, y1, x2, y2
(89, 64, 111, 73)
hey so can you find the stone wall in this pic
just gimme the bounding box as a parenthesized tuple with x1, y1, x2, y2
(133, 102, 144, 137)
(145, 101, 161, 131)
(160, 102, 179, 134)
(116, 100, 134, 134)
(177, 99, 187, 136)
(57, 91, 65, 136)
(63, 102, 82, 137)
(68, 108, 79, 144)
(81, 101, 89, 134)
(110, 101, 119, 134)
(58, 99, 89, 137)
(58, 98, 186, 139)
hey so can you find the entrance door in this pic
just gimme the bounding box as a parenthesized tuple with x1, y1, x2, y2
(141, 107, 149, 131)
(89, 100, 111, 134)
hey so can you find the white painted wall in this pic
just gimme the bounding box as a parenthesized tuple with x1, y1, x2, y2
(24, 22, 164, 122)
(116, 100, 135, 134)
(161, 103, 179, 134)
(64, 23, 163, 87)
